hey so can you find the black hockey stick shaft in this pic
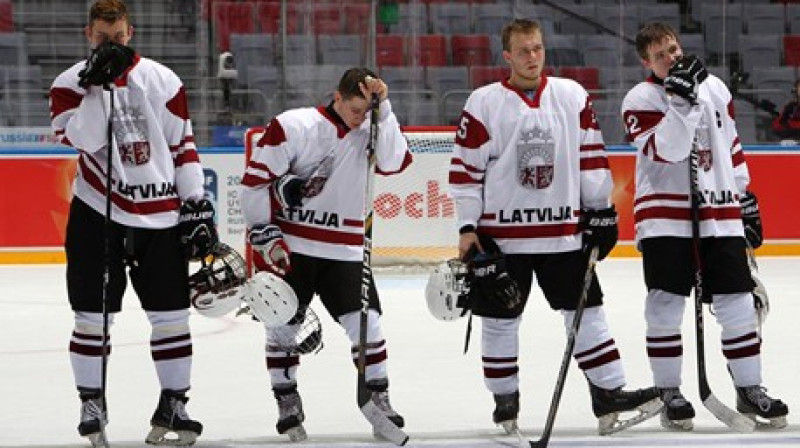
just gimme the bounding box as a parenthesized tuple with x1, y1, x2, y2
(99, 84, 114, 447)
(529, 246, 600, 448)
(356, 93, 408, 446)
(688, 137, 755, 433)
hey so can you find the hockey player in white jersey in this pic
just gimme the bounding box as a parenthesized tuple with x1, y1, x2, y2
(622, 22, 789, 430)
(241, 67, 412, 442)
(50, 1, 213, 445)
(448, 19, 661, 436)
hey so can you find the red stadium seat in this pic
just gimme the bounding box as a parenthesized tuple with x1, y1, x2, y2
(451, 34, 492, 67)
(310, 5, 342, 34)
(410, 35, 448, 66)
(784, 35, 800, 66)
(214, 2, 256, 51)
(256, 2, 301, 34)
(376, 34, 406, 66)
(469, 65, 510, 88)
(558, 66, 600, 92)
(0, 2, 13, 32)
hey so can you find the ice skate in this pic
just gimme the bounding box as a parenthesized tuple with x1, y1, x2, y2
(367, 379, 405, 438)
(589, 383, 663, 435)
(77, 390, 109, 447)
(659, 387, 695, 431)
(145, 390, 202, 446)
(736, 385, 789, 429)
(274, 384, 307, 442)
(492, 391, 520, 435)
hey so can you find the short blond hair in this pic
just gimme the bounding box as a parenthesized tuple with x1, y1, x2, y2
(89, 0, 131, 26)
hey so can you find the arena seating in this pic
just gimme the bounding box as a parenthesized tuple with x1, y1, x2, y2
(4, 0, 800, 142)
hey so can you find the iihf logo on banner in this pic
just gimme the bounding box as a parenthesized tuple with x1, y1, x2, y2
(203, 168, 218, 225)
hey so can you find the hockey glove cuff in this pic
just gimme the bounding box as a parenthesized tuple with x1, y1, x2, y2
(249, 224, 291, 276)
(741, 191, 763, 249)
(178, 199, 219, 260)
(580, 206, 618, 261)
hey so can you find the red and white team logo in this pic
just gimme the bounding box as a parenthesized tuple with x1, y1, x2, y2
(113, 105, 151, 166)
(696, 127, 713, 172)
(517, 127, 555, 189)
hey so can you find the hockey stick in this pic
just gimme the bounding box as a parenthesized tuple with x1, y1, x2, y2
(356, 92, 409, 446)
(688, 138, 755, 434)
(527, 246, 600, 448)
(95, 84, 115, 448)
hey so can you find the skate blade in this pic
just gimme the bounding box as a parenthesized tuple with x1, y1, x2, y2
(285, 425, 307, 442)
(497, 419, 518, 435)
(743, 413, 789, 430)
(145, 426, 199, 446)
(86, 430, 110, 448)
(598, 397, 664, 435)
(660, 411, 694, 431)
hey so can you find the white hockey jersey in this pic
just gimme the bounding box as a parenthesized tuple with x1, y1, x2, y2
(449, 76, 613, 255)
(241, 102, 412, 262)
(50, 54, 204, 229)
(621, 73, 749, 245)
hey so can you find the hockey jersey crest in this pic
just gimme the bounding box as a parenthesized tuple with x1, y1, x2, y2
(517, 126, 555, 189)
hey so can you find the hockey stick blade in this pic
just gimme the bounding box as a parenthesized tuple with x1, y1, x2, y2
(359, 399, 409, 445)
(702, 393, 756, 433)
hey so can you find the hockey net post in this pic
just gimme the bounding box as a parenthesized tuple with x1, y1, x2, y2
(243, 126, 459, 273)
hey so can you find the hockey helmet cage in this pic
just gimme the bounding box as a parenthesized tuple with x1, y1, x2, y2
(243, 271, 299, 327)
(425, 258, 471, 321)
(267, 307, 324, 355)
(189, 243, 248, 317)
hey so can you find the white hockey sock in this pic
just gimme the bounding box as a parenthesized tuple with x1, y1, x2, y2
(645, 289, 686, 388)
(481, 317, 520, 395)
(712, 293, 762, 386)
(147, 310, 192, 391)
(563, 306, 625, 390)
(340, 310, 388, 381)
(70, 311, 115, 390)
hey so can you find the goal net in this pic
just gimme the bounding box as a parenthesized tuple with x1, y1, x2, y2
(244, 126, 459, 270)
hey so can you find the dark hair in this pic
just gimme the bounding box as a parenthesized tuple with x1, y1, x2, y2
(89, 0, 131, 26)
(635, 22, 679, 60)
(501, 19, 543, 52)
(337, 67, 378, 100)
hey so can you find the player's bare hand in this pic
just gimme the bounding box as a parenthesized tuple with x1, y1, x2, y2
(458, 232, 482, 261)
(360, 75, 388, 103)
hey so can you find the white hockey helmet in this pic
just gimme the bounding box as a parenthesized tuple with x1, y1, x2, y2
(189, 243, 248, 318)
(243, 271, 299, 327)
(267, 307, 324, 355)
(425, 259, 471, 321)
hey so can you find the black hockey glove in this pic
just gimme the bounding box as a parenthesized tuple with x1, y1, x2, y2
(740, 191, 763, 249)
(580, 206, 618, 261)
(274, 174, 305, 210)
(178, 198, 219, 260)
(464, 236, 522, 309)
(78, 41, 135, 88)
(663, 55, 708, 106)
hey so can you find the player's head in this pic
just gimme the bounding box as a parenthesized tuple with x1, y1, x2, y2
(86, 0, 133, 49)
(636, 22, 683, 80)
(333, 67, 378, 129)
(501, 19, 545, 89)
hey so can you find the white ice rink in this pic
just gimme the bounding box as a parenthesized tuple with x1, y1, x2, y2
(1, 257, 799, 448)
